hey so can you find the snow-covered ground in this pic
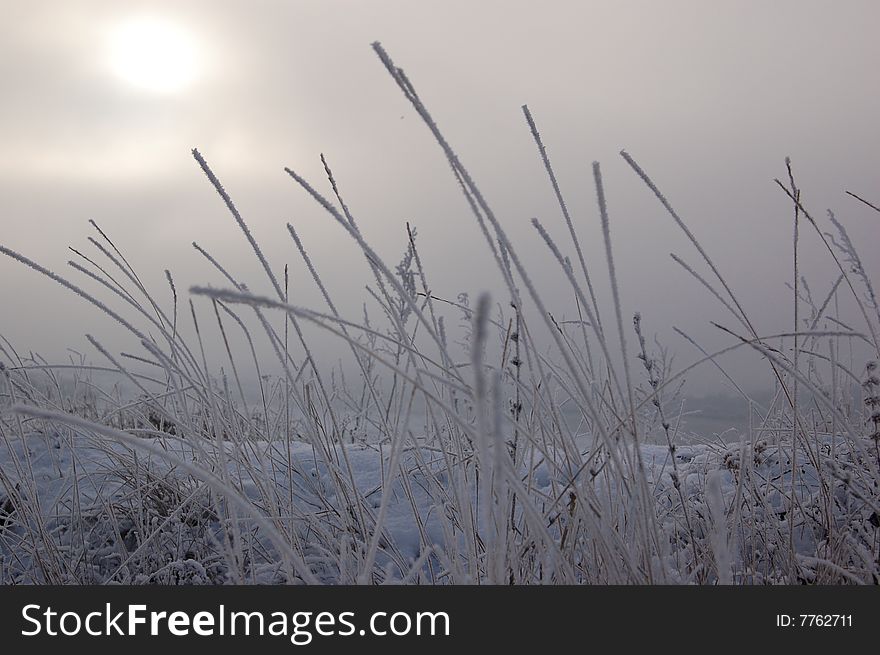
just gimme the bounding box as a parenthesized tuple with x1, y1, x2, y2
(2, 422, 876, 584)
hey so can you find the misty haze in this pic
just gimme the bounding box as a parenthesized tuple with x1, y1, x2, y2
(1, 1, 878, 586)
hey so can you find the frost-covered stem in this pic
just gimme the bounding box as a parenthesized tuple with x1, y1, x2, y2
(88, 220, 169, 331)
(593, 162, 660, 580)
(471, 293, 493, 581)
(522, 105, 603, 355)
(531, 218, 624, 400)
(774, 182, 880, 353)
(634, 313, 699, 579)
(786, 157, 800, 581)
(706, 470, 731, 584)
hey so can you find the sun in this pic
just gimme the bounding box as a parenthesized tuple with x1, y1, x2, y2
(109, 17, 199, 93)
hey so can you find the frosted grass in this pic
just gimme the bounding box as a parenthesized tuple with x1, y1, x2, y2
(1, 43, 878, 585)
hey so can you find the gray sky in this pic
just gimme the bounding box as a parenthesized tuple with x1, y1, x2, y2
(1, 0, 878, 393)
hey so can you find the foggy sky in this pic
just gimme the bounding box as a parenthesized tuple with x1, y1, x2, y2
(1, 0, 878, 394)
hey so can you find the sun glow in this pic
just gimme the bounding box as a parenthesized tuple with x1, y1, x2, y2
(109, 17, 199, 93)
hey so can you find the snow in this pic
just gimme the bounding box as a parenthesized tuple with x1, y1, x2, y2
(1, 424, 877, 584)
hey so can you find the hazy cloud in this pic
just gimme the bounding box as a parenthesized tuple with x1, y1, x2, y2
(1, 0, 878, 392)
